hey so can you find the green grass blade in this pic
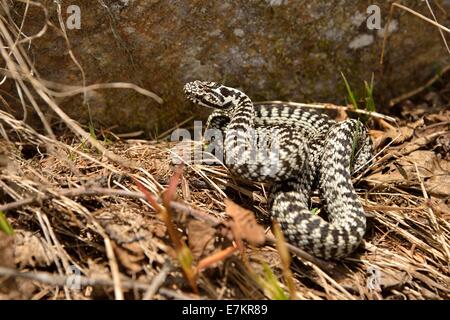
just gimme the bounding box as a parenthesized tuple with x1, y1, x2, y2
(364, 73, 376, 112)
(261, 262, 289, 300)
(341, 72, 359, 110)
(0, 211, 14, 235)
(89, 122, 97, 140)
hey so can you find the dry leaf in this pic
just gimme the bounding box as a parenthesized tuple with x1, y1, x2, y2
(366, 150, 450, 197)
(424, 110, 450, 124)
(0, 231, 37, 298)
(113, 242, 145, 274)
(434, 133, 450, 159)
(373, 120, 417, 150)
(224, 199, 266, 246)
(427, 199, 450, 220)
(0, 232, 22, 298)
(14, 230, 53, 268)
(379, 270, 409, 289)
(0, 232, 14, 268)
(186, 220, 216, 260)
(366, 266, 409, 291)
(369, 129, 385, 142)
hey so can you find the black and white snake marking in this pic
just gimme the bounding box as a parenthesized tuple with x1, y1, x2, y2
(183, 80, 372, 259)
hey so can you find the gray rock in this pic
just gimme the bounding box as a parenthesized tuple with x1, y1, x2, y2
(13, 0, 450, 134)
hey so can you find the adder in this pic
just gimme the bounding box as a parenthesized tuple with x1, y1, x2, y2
(184, 80, 372, 259)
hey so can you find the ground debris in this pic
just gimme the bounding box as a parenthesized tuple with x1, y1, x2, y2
(0, 93, 449, 300)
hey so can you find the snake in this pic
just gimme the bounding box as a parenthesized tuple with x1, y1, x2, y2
(183, 80, 372, 259)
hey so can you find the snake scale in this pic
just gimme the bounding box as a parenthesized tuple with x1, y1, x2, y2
(184, 80, 372, 259)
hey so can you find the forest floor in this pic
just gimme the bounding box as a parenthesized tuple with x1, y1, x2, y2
(0, 71, 449, 300)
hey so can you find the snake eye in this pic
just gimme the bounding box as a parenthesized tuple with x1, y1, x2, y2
(183, 80, 227, 108)
(203, 81, 218, 88)
(202, 92, 222, 106)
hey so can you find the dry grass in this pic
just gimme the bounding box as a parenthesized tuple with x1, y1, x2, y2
(0, 105, 449, 299)
(0, 0, 449, 300)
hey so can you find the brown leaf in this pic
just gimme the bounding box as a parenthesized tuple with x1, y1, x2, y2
(366, 266, 409, 291)
(0, 229, 38, 299)
(113, 242, 145, 274)
(0, 232, 22, 298)
(366, 150, 450, 197)
(187, 220, 216, 260)
(427, 199, 450, 220)
(369, 129, 385, 142)
(224, 199, 266, 246)
(0, 232, 14, 268)
(434, 133, 450, 159)
(14, 230, 52, 268)
(424, 110, 450, 124)
(378, 270, 409, 289)
(373, 119, 416, 150)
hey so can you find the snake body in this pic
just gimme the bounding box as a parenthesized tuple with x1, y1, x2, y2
(183, 81, 372, 259)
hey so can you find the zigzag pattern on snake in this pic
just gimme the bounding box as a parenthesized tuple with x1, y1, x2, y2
(183, 80, 372, 259)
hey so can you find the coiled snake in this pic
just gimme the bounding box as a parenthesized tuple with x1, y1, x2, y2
(184, 80, 372, 259)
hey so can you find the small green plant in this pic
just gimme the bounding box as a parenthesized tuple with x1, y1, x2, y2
(98, 128, 114, 145)
(341, 71, 359, 110)
(259, 262, 289, 300)
(80, 139, 90, 153)
(102, 134, 112, 145)
(67, 151, 77, 162)
(89, 122, 97, 139)
(364, 73, 376, 112)
(80, 122, 105, 154)
(341, 72, 377, 112)
(0, 211, 14, 235)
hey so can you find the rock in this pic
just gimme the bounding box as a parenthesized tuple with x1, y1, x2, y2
(7, 0, 450, 134)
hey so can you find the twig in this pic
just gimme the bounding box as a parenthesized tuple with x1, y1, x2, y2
(389, 64, 450, 106)
(0, 187, 144, 212)
(35, 210, 71, 300)
(381, 2, 450, 65)
(0, 266, 149, 290)
(310, 264, 355, 300)
(0, 67, 163, 104)
(169, 201, 221, 226)
(104, 237, 124, 300)
(43, 80, 163, 103)
(142, 263, 172, 300)
(0, 20, 55, 138)
(196, 246, 239, 272)
(158, 288, 200, 300)
(392, 2, 450, 32)
(424, 0, 450, 55)
(0, 265, 198, 299)
(0, 185, 336, 273)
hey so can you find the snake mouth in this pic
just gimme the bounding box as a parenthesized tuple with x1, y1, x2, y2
(184, 80, 216, 93)
(183, 82, 193, 95)
(183, 80, 198, 92)
(183, 80, 205, 102)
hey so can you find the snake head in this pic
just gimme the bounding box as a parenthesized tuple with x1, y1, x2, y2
(183, 80, 236, 109)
